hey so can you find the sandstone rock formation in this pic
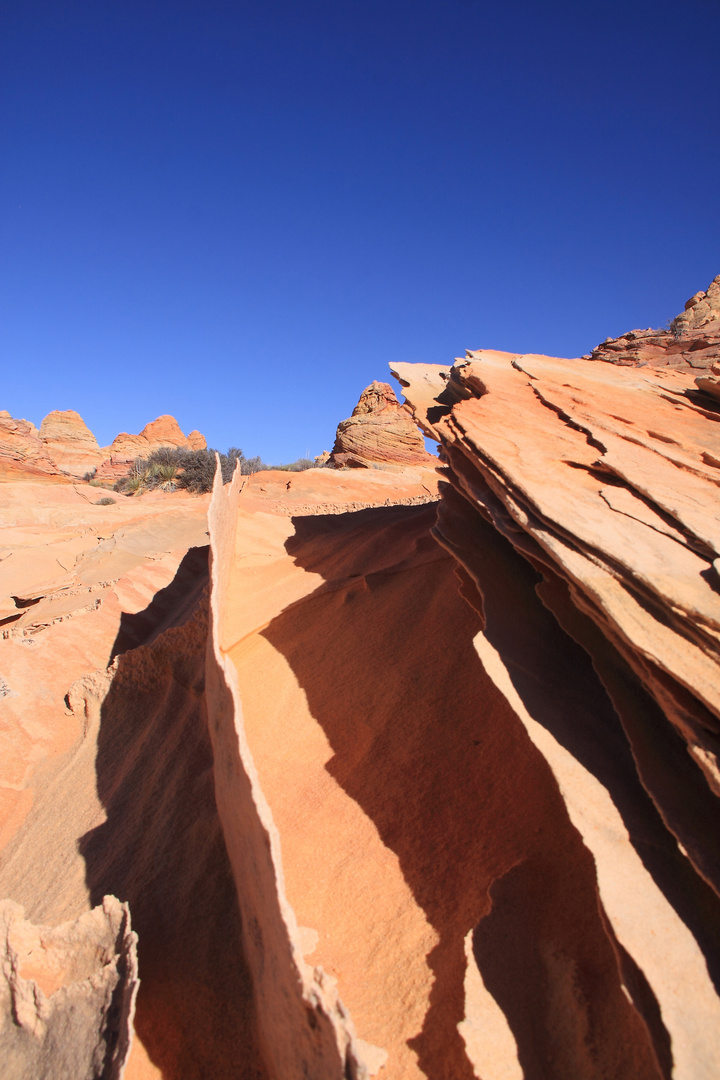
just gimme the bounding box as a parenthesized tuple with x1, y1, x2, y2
(586, 273, 720, 370)
(0, 410, 207, 483)
(0, 412, 58, 481)
(0, 479, 250, 1078)
(330, 381, 437, 469)
(187, 429, 206, 450)
(0, 467, 433, 1078)
(393, 345, 720, 1076)
(94, 414, 208, 483)
(2, 280, 720, 1079)
(38, 410, 105, 479)
(672, 273, 720, 335)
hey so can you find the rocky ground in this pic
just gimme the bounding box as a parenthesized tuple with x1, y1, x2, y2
(1, 275, 720, 1079)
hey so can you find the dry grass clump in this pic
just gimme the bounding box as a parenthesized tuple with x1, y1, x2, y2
(83, 470, 115, 490)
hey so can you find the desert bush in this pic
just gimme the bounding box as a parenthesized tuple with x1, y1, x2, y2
(148, 446, 186, 467)
(174, 449, 218, 492)
(95, 496, 116, 506)
(238, 455, 265, 475)
(113, 444, 317, 495)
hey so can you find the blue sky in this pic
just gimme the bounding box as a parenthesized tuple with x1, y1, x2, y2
(2, 0, 719, 460)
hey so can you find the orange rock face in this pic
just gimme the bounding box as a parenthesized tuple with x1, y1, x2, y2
(0, 412, 58, 481)
(396, 345, 720, 1077)
(37, 410, 105, 479)
(330, 381, 437, 469)
(187, 429, 207, 450)
(0, 480, 244, 1079)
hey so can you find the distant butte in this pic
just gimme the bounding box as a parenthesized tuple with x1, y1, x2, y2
(329, 380, 437, 469)
(0, 409, 206, 482)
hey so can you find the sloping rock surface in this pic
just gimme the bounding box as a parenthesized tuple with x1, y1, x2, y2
(0, 468, 435, 1080)
(0, 479, 272, 1079)
(330, 381, 437, 469)
(217, 487, 670, 1078)
(586, 273, 720, 371)
(394, 346, 720, 1076)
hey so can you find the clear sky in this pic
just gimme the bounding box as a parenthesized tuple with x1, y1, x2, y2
(2, 0, 719, 461)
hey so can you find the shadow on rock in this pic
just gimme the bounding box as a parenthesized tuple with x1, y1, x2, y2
(260, 504, 664, 1080)
(80, 546, 267, 1080)
(433, 484, 720, 997)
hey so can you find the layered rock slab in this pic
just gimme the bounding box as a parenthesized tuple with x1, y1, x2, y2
(207, 467, 372, 1080)
(395, 348, 720, 1076)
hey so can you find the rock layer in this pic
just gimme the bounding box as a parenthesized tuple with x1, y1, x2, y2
(586, 273, 720, 371)
(218, 491, 669, 1078)
(330, 381, 437, 469)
